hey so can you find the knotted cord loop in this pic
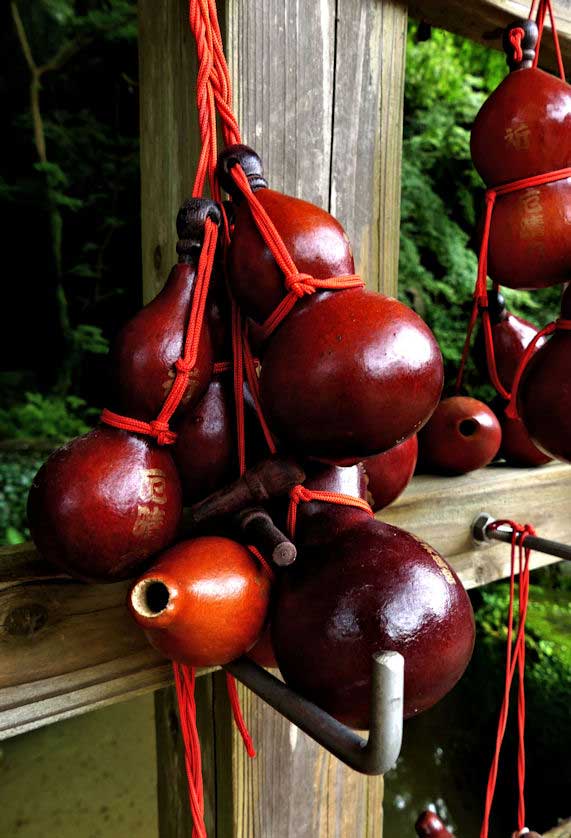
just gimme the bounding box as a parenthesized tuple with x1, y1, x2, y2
(101, 217, 219, 445)
(227, 163, 364, 340)
(286, 485, 374, 539)
(455, 167, 571, 397)
(481, 520, 536, 838)
(509, 27, 525, 63)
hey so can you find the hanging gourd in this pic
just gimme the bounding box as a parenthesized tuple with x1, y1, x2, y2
(490, 396, 551, 467)
(217, 145, 444, 463)
(419, 397, 501, 475)
(471, 19, 571, 291)
(362, 435, 418, 512)
(514, 284, 571, 461)
(129, 537, 271, 667)
(111, 198, 217, 420)
(27, 426, 182, 581)
(271, 465, 475, 727)
(474, 289, 546, 393)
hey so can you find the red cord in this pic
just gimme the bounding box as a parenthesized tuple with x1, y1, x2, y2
(286, 485, 374, 538)
(456, 167, 571, 397)
(532, 0, 566, 80)
(505, 318, 571, 419)
(228, 165, 365, 340)
(101, 218, 219, 443)
(509, 27, 525, 63)
(173, 664, 207, 838)
(480, 520, 535, 838)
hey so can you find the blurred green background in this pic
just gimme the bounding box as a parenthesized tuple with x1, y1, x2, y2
(0, 4, 569, 837)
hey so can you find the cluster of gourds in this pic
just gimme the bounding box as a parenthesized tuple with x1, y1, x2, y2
(26, 141, 477, 729)
(414, 16, 571, 482)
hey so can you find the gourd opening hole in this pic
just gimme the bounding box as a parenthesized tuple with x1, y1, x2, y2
(131, 579, 170, 617)
(459, 418, 479, 437)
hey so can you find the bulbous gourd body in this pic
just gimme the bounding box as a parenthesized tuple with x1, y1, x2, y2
(490, 396, 551, 467)
(259, 289, 443, 461)
(471, 67, 571, 290)
(519, 285, 571, 462)
(363, 435, 418, 511)
(227, 188, 355, 323)
(271, 465, 474, 727)
(218, 145, 443, 462)
(27, 427, 182, 582)
(173, 375, 236, 504)
(419, 397, 501, 475)
(415, 811, 454, 837)
(474, 291, 544, 391)
(129, 536, 271, 666)
(112, 262, 214, 420)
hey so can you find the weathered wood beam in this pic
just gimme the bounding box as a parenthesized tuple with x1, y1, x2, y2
(409, 0, 571, 69)
(1, 463, 569, 742)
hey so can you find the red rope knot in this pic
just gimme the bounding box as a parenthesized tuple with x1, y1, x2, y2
(175, 357, 193, 375)
(149, 419, 177, 446)
(289, 484, 313, 505)
(555, 317, 571, 330)
(509, 26, 525, 63)
(284, 272, 316, 298)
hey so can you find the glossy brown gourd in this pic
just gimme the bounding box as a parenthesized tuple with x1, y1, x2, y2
(218, 145, 444, 462)
(247, 625, 278, 668)
(490, 396, 551, 467)
(474, 290, 545, 391)
(173, 374, 236, 504)
(111, 199, 217, 420)
(415, 811, 454, 837)
(129, 536, 271, 666)
(217, 145, 355, 322)
(27, 426, 182, 582)
(419, 397, 501, 475)
(271, 465, 475, 727)
(471, 21, 571, 290)
(363, 435, 418, 512)
(518, 285, 571, 461)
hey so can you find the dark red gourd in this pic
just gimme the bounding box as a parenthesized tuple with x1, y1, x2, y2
(474, 290, 545, 392)
(217, 145, 443, 462)
(173, 374, 236, 504)
(518, 285, 571, 461)
(247, 625, 278, 668)
(363, 435, 418, 511)
(419, 397, 501, 474)
(129, 536, 271, 666)
(415, 811, 454, 837)
(271, 465, 475, 727)
(27, 426, 182, 582)
(490, 396, 551, 467)
(111, 199, 217, 420)
(471, 21, 571, 290)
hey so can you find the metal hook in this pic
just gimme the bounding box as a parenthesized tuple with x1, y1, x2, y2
(224, 651, 404, 775)
(472, 512, 571, 561)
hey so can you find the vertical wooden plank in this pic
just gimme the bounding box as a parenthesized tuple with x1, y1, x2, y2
(330, 0, 408, 295)
(225, 679, 384, 838)
(138, 0, 201, 303)
(225, 0, 336, 203)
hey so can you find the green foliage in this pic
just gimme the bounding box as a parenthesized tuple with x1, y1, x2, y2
(0, 392, 97, 442)
(0, 453, 45, 544)
(400, 25, 562, 394)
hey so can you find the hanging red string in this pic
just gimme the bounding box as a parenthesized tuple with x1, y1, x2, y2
(455, 0, 568, 400)
(286, 485, 374, 539)
(480, 520, 535, 838)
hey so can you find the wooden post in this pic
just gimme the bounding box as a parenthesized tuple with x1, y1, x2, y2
(138, 0, 407, 835)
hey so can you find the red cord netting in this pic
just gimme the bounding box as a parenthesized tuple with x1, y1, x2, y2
(505, 316, 571, 418)
(101, 216, 219, 444)
(228, 165, 365, 341)
(456, 0, 568, 403)
(286, 485, 374, 539)
(481, 520, 536, 838)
